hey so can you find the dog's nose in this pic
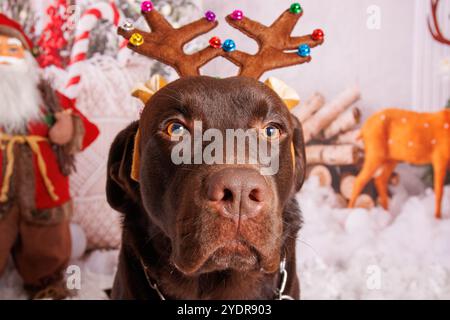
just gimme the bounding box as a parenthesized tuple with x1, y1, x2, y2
(207, 168, 270, 220)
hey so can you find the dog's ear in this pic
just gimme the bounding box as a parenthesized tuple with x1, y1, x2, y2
(291, 115, 307, 192)
(106, 121, 141, 213)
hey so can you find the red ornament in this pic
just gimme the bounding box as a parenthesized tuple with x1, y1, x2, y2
(36, 0, 71, 68)
(311, 29, 324, 41)
(209, 36, 222, 49)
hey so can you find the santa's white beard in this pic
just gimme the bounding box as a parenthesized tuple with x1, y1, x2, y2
(0, 52, 43, 134)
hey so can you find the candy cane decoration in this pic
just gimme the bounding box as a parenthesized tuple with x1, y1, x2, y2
(65, 1, 123, 99)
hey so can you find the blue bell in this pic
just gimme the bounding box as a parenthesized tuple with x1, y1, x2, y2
(298, 44, 311, 57)
(222, 39, 236, 52)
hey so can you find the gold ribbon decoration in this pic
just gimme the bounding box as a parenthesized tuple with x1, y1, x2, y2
(0, 133, 59, 203)
(131, 129, 141, 182)
(130, 74, 168, 182)
(264, 77, 299, 169)
(132, 74, 168, 105)
(264, 77, 300, 110)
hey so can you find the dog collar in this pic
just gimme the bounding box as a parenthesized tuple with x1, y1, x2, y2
(140, 257, 294, 300)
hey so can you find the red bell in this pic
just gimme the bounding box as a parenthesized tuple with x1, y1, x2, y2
(209, 36, 222, 49)
(311, 29, 324, 41)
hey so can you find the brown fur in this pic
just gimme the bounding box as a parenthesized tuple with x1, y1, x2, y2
(107, 77, 306, 300)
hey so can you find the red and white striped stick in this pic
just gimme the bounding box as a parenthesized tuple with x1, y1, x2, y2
(65, 1, 124, 98)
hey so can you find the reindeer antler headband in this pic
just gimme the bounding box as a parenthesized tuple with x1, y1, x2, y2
(119, 2, 324, 182)
(118, 1, 324, 79)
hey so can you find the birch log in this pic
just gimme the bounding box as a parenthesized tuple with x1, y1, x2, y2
(340, 174, 356, 200)
(323, 107, 361, 140)
(303, 86, 361, 142)
(307, 165, 333, 187)
(306, 144, 362, 166)
(334, 193, 348, 208)
(291, 92, 325, 123)
(335, 129, 364, 149)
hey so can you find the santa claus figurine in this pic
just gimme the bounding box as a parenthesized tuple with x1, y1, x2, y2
(0, 14, 99, 299)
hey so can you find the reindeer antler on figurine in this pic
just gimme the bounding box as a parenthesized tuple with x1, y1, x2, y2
(118, 1, 324, 80)
(428, 0, 450, 46)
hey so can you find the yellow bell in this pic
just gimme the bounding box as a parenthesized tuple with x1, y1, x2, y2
(129, 33, 144, 46)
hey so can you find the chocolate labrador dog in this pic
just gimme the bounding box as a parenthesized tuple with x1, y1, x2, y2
(106, 76, 306, 300)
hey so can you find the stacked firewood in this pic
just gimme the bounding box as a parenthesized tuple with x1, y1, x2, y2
(292, 86, 398, 209)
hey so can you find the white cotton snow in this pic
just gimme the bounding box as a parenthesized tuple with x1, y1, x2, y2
(297, 175, 450, 300)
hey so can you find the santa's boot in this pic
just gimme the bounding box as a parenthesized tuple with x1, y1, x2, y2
(13, 212, 72, 300)
(25, 273, 73, 300)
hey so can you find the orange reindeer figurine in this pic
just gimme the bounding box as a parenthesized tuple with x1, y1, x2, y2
(348, 108, 450, 218)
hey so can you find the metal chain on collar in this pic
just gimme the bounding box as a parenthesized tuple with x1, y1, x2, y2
(140, 258, 166, 300)
(275, 258, 294, 300)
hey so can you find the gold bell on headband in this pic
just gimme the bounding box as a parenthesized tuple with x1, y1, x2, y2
(129, 33, 144, 46)
(264, 77, 300, 110)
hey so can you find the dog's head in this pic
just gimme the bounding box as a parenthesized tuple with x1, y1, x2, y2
(107, 76, 305, 276)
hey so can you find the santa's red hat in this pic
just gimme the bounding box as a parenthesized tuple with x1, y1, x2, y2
(0, 13, 33, 50)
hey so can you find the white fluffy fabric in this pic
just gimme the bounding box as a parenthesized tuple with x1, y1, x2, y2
(0, 168, 449, 299)
(297, 173, 450, 299)
(0, 52, 43, 134)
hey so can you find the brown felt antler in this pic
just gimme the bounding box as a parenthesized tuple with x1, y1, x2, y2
(118, 4, 324, 80)
(223, 9, 324, 79)
(118, 8, 222, 77)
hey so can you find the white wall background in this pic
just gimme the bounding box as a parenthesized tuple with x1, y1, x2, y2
(412, 0, 450, 111)
(201, 0, 450, 114)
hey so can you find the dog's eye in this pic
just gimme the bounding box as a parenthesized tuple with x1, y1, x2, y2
(262, 125, 281, 140)
(166, 122, 187, 137)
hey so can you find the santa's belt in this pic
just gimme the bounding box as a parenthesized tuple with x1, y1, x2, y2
(0, 133, 59, 203)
